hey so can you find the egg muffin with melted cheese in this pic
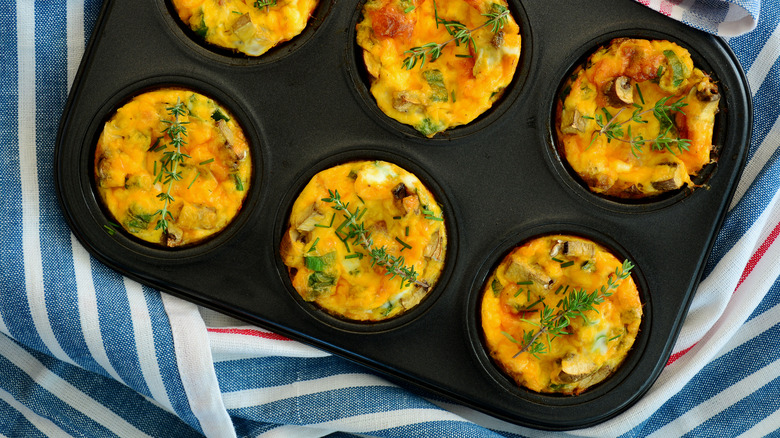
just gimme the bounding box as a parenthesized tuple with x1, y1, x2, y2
(481, 235, 642, 395)
(95, 88, 251, 247)
(356, 0, 521, 137)
(556, 38, 720, 198)
(280, 161, 446, 321)
(171, 0, 318, 56)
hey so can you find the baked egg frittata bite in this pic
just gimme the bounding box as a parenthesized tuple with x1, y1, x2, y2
(280, 161, 447, 321)
(356, 0, 521, 137)
(481, 235, 642, 395)
(95, 88, 251, 247)
(171, 0, 318, 56)
(556, 38, 720, 198)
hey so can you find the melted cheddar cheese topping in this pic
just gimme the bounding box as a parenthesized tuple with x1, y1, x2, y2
(95, 89, 251, 247)
(281, 161, 446, 321)
(481, 235, 642, 395)
(556, 38, 720, 198)
(356, 0, 521, 137)
(171, 0, 318, 56)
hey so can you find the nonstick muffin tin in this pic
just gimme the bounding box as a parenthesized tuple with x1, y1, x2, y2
(55, 0, 751, 430)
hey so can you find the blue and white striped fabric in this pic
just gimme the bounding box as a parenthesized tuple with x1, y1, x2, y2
(1, 0, 778, 436)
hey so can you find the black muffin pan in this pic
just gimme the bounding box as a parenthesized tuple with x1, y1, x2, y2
(55, 0, 751, 430)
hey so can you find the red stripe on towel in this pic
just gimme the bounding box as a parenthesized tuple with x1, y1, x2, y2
(207, 328, 292, 341)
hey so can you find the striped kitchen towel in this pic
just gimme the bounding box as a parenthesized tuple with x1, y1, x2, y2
(0, 0, 778, 437)
(634, 0, 760, 36)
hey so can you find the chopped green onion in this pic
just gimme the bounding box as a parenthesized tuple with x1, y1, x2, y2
(188, 171, 200, 189)
(404, 5, 415, 12)
(307, 237, 319, 253)
(395, 237, 412, 251)
(491, 278, 503, 296)
(516, 280, 533, 285)
(551, 257, 564, 263)
(199, 158, 215, 165)
(560, 261, 574, 268)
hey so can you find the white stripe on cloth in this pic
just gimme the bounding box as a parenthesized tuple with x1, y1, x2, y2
(18, 0, 72, 366)
(303, 409, 474, 434)
(162, 294, 236, 438)
(257, 424, 338, 438)
(65, 0, 84, 89)
(0, 307, 8, 337)
(222, 373, 396, 409)
(208, 329, 330, 362)
(730, 115, 780, 211)
(672, 190, 780, 354)
(718, 2, 758, 37)
(125, 279, 174, 412)
(646, 358, 780, 437)
(0, 334, 154, 438)
(71, 235, 124, 383)
(0, 387, 72, 437)
(670, 0, 697, 21)
(736, 406, 780, 438)
(425, 399, 557, 438)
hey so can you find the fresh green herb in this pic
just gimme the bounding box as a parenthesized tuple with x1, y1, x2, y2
(402, 1, 510, 69)
(491, 278, 504, 296)
(103, 221, 120, 236)
(211, 108, 230, 122)
(322, 190, 429, 290)
(233, 174, 244, 191)
(345, 253, 364, 260)
(635, 83, 645, 105)
(305, 252, 336, 272)
(254, 0, 277, 9)
(152, 98, 190, 234)
(663, 50, 685, 88)
(512, 259, 634, 358)
(584, 96, 691, 157)
(199, 158, 215, 165)
(307, 237, 320, 253)
(188, 171, 200, 189)
(395, 237, 412, 251)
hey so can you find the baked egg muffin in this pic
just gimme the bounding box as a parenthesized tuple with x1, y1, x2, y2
(171, 0, 318, 56)
(356, 0, 521, 137)
(556, 38, 720, 198)
(280, 161, 446, 321)
(95, 88, 251, 247)
(481, 235, 642, 395)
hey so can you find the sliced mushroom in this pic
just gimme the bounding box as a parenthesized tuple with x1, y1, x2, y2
(604, 76, 633, 107)
(560, 108, 587, 134)
(622, 184, 643, 197)
(392, 91, 422, 113)
(216, 119, 246, 170)
(504, 259, 554, 289)
(491, 30, 504, 49)
(391, 182, 409, 200)
(296, 206, 325, 233)
(696, 79, 720, 102)
(651, 175, 682, 191)
(558, 353, 598, 383)
(423, 229, 443, 262)
(550, 240, 595, 259)
(164, 224, 183, 247)
(232, 13, 256, 40)
(279, 228, 301, 262)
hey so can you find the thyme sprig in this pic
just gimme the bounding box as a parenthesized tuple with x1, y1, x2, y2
(152, 99, 190, 233)
(321, 189, 430, 290)
(254, 0, 277, 10)
(402, 2, 510, 69)
(509, 259, 634, 359)
(585, 96, 691, 157)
